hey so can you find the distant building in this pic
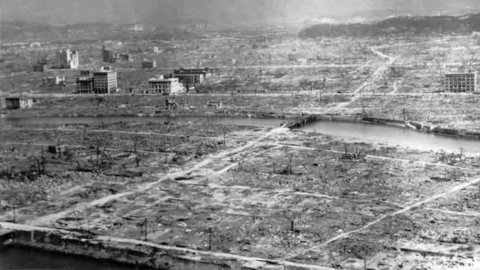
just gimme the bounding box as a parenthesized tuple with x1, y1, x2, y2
(76, 70, 94, 94)
(33, 59, 48, 72)
(75, 67, 117, 94)
(56, 49, 79, 69)
(153, 47, 160, 54)
(5, 97, 34, 110)
(43, 76, 65, 86)
(147, 75, 185, 95)
(142, 59, 157, 69)
(444, 72, 478, 93)
(102, 45, 117, 63)
(171, 67, 213, 88)
(119, 53, 133, 62)
(93, 66, 118, 94)
(207, 101, 223, 109)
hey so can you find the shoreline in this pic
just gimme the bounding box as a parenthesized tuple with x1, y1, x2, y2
(3, 111, 480, 143)
(287, 114, 480, 141)
(0, 225, 333, 270)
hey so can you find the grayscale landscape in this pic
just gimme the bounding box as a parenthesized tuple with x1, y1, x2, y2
(1, 1, 480, 269)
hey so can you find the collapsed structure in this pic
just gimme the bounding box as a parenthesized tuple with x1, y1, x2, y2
(3, 97, 34, 110)
(42, 76, 65, 86)
(170, 68, 213, 90)
(56, 49, 79, 69)
(142, 59, 157, 69)
(33, 59, 49, 72)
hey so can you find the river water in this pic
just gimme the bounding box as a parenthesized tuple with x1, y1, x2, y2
(302, 120, 480, 154)
(0, 246, 140, 270)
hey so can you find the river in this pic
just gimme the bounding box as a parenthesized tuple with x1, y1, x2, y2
(0, 246, 140, 270)
(302, 120, 480, 154)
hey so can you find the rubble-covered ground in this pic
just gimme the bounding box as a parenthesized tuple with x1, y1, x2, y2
(1, 118, 480, 270)
(3, 27, 480, 270)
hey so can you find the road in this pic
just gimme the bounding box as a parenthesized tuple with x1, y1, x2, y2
(330, 46, 398, 111)
(286, 175, 480, 260)
(25, 126, 288, 226)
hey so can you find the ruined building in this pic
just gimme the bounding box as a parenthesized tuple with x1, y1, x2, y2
(4, 97, 34, 110)
(142, 59, 157, 69)
(93, 67, 118, 94)
(147, 75, 185, 95)
(170, 67, 213, 90)
(119, 53, 133, 62)
(76, 70, 94, 94)
(444, 72, 478, 93)
(102, 45, 117, 63)
(56, 49, 79, 69)
(76, 67, 117, 94)
(43, 76, 65, 86)
(33, 58, 49, 72)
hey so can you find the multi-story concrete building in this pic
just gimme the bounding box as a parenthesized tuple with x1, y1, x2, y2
(56, 49, 79, 69)
(173, 68, 213, 82)
(170, 68, 213, 90)
(147, 75, 185, 95)
(93, 67, 118, 94)
(75, 68, 117, 94)
(76, 70, 94, 94)
(444, 72, 478, 93)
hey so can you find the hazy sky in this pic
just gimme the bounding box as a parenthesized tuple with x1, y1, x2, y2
(2, 0, 480, 25)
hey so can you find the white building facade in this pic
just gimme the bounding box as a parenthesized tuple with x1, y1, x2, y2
(148, 75, 185, 95)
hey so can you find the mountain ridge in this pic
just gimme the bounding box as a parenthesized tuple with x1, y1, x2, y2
(2, 0, 480, 27)
(300, 13, 480, 38)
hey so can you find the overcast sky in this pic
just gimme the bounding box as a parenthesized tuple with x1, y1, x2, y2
(2, 0, 480, 25)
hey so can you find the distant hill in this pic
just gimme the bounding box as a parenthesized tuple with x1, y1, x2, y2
(299, 13, 480, 38)
(3, 0, 480, 27)
(0, 21, 199, 43)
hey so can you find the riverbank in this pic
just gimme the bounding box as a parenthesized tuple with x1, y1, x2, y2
(0, 223, 333, 270)
(287, 114, 480, 141)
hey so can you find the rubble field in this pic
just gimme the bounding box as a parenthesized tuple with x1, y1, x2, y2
(2, 119, 480, 269)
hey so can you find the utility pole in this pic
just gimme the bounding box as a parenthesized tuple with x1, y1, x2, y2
(12, 203, 16, 223)
(144, 218, 148, 241)
(208, 228, 213, 250)
(223, 131, 226, 146)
